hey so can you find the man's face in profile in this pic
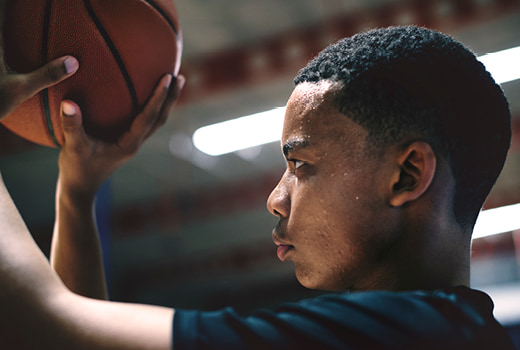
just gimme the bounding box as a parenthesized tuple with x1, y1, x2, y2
(268, 81, 402, 291)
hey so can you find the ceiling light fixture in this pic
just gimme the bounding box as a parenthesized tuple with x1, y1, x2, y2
(473, 203, 520, 240)
(192, 107, 285, 156)
(478, 46, 520, 84)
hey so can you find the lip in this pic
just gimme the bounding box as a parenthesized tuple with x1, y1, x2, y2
(272, 230, 293, 261)
(276, 244, 293, 261)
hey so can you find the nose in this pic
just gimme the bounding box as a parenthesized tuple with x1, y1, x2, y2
(267, 173, 290, 218)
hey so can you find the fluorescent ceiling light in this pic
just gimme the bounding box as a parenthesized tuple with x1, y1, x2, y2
(478, 46, 520, 84)
(193, 46, 519, 157)
(473, 203, 520, 240)
(192, 107, 285, 156)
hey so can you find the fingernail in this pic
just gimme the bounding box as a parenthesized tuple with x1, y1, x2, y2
(165, 74, 173, 88)
(178, 75, 186, 89)
(64, 57, 79, 75)
(62, 101, 76, 116)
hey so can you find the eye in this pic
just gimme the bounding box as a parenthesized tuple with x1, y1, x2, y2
(288, 159, 305, 169)
(294, 160, 305, 169)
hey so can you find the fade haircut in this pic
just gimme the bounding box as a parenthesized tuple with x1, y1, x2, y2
(294, 26, 511, 230)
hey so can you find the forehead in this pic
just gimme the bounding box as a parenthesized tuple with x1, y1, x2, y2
(286, 80, 339, 118)
(282, 81, 368, 153)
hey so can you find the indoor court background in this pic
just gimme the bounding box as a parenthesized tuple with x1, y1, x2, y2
(0, 0, 519, 345)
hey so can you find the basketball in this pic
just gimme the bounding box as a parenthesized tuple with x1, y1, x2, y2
(2, 0, 182, 147)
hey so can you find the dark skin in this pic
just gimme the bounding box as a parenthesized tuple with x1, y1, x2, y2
(267, 81, 470, 291)
(50, 74, 185, 299)
(0, 66, 186, 347)
(0, 2, 186, 349)
(0, 80, 470, 347)
(0, 0, 183, 301)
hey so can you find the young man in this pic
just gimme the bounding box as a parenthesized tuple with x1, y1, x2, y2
(0, 20, 515, 350)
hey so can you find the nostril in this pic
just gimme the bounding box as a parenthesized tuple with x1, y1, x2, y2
(267, 176, 290, 218)
(268, 193, 289, 218)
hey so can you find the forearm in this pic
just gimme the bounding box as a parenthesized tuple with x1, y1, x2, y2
(1, 174, 174, 350)
(48, 74, 182, 301)
(50, 175, 108, 299)
(0, 173, 66, 316)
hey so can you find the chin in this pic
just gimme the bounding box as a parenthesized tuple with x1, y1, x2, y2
(296, 271, 343, 291)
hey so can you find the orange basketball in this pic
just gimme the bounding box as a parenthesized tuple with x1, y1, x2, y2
(2, 0, 182, 147)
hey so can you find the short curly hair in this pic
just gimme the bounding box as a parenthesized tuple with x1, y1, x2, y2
(295, 26, 511, 229)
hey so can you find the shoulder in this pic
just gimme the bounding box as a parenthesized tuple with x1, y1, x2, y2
(174, 287, 515, 350)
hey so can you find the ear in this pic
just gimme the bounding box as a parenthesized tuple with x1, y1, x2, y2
(390, 141, 436, 207)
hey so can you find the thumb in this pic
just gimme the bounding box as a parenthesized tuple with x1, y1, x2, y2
(22, 56, 79, 99)
(60, 100, 86, 145)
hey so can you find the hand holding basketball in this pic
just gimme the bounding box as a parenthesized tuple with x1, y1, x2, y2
(2, 0, 182, 147)
(0, 0, 185, 193)
(57, 73, 185, 199)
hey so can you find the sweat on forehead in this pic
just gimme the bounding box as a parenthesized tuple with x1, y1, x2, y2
(289, 80, 342, 105)
(282, 81, 371, 161)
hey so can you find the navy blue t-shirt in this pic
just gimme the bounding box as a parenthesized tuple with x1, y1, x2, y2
(173, 286, 515, 349)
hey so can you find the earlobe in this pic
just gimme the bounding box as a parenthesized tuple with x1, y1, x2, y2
(390, 141, 436, 207)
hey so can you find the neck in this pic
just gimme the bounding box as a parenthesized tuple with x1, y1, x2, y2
(352, 217, 472, 292)
(390, 223, 471, 291)
(391, 159, 471, 291)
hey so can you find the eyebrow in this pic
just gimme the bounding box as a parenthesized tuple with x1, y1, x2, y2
(283, 139, 310, 157)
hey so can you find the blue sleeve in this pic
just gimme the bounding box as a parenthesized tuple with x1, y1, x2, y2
(173, 300, 388, 349)
(173, 287, 516, 350)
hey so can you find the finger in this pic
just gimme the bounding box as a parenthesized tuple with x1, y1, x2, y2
(21, 56, 79, 100)
(60, 100, 88, 148)
(124, 74, 172, 143)
(162, 74, 185, 119)
(144, 74, 185, 140)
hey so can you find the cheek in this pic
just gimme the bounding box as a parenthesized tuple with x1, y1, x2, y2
(294, 231, 359, 290)
(313, 178, 383, 255)
(289, 188, 386, 290)
(290, 167, 394, 289)
(291, 175, 358, 226)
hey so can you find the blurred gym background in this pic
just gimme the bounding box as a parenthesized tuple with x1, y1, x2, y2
(0, 0, 519, 345)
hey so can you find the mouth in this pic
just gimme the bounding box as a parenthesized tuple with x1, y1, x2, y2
(276, 244, 293, 261)
(272, 230, 294, 261)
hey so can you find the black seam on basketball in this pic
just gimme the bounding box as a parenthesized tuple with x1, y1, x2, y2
(42, 89, 60, 146)
(82, 0, 139, 115)
(43, 0, 60, 147)
(142, 0, 179, 37)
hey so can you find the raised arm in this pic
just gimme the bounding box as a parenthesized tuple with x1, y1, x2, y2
(0, 58, 184, 349)
(50, 73, 184, 300)
(50, 151, 109, 299)
(0, 1, 187, 345)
